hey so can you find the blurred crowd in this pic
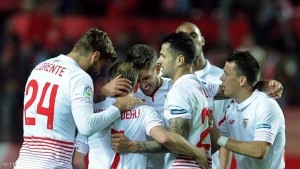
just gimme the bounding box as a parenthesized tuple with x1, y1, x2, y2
(0, 0, 299, 142)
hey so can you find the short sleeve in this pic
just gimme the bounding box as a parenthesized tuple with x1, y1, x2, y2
(254, 99, 284, 144)
(163, 86, 192, 121)
(143, 106, 165, 136)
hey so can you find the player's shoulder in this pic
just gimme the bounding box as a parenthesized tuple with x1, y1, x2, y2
(253, 91, 282, 111)
(209, 64, 224, 76)
(136, 104, 157, 111)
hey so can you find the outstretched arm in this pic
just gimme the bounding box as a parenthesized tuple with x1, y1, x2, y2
(111, 132, 167, 153)
(254, 79, 283, 99)
(111, 124, 208, 169)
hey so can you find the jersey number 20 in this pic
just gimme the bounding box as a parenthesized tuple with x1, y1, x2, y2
(24, 79, 59, 130)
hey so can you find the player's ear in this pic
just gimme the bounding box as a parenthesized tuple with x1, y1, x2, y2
(240, 76, 247, 86)
(91, 51, 100, 63)
(201, 35, 205, 46)
(177, 55, 185, 66)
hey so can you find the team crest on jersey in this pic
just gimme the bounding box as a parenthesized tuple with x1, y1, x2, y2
(243, 118, 249, 129)
(83, 85, 93, 100)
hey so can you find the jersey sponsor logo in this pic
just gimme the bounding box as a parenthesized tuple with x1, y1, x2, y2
(256, 123, 272, 129)
(83, 85, 93, 100)
(170, 109, 187, 115)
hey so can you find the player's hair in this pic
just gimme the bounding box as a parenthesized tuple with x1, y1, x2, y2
(108, 62, 139, 92)
(73, 28, 117, 62)
(162, 32, 196, 64)
(226, 51, 260, 87)
(125, 44, 157, 70)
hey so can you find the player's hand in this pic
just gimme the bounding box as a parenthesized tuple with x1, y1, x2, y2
(113, 95, 144, 112)
(265, 80, 283, 99)
(194, 147, 208, 169)
(207, 110, 221, 144)
(97, 75, 132, 101)
(111, 133, 134, 153)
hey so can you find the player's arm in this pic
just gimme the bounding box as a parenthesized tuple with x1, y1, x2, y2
(149, 125, 208, 163)
(219, 147, 232, 169)
(111, 117, 193, 154)
(111, 124, 208, 169)
(95, 75, 132, 102)
(72, 151, 86, 169)
(72, 133, 89, 169)
(159, 117, 208, 169)
(71, 74, 143, 137)
(111, 131, 167, 153)
(73, 95, 143, 137)
(220, 138, 270, 159)
(209, 118, 270, 159)
(254, 79, 283, 99)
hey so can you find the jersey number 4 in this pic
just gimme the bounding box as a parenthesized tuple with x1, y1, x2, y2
(24, 79, 59, 130)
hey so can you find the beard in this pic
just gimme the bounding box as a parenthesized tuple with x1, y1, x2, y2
(86, 65, 100, 80)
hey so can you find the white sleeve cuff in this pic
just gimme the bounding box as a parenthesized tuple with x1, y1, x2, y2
(217, 136, 229, 147)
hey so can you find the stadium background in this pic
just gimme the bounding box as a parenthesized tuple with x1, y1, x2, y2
(0, 0, 299, 168)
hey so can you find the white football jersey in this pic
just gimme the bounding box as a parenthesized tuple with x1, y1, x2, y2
(194, 59, 231, 169)
(163, 74, 212, 169)
(134, 77, 172, 169)
(218, 90, 285, 169)
(76, 97, 164, 169)
(15, 54, 94, 168)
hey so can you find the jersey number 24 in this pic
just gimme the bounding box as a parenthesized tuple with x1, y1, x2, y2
(24, 79, 58, 130)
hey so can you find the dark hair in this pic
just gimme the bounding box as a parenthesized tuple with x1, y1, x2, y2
(226, 51, 260, 87)
(108, 62, 139, 91)
(125, 44, 157, 70)
(73, 28, 117, 62)
(162, 32, 196, 64)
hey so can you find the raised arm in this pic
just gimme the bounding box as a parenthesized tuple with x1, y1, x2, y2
(254, 79, 283, 99)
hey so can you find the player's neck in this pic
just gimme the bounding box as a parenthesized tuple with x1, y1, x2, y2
(172, 66, 193, 84)
(235, 88, 255, 103)
(67, 51, 91, 71)
(193, 53, 206, 72)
